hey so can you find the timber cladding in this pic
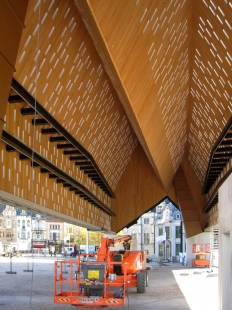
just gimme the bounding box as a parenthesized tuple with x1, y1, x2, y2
(1, 0, 231, 233)
(13, 0, 138, 193)
(111, 144, 167, 232)
(1, 99, 112, 230)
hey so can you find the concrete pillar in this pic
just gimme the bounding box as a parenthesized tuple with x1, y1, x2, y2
(218, 173, 232, 310)
(171, 223, 176, 262)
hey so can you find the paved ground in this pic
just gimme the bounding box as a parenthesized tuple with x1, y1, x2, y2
(0, 255, 218, 310)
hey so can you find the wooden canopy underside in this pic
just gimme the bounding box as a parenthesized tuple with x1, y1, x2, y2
(0, 0, 231, 236)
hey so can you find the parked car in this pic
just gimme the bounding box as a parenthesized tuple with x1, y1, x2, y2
(88, 251, 97, 258)
(1, 251, 6, 257)
(76, 249, 86, 257)
(62, 248, 87, 257)
(62, 247, 74, 257)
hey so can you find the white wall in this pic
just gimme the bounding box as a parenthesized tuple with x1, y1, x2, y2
(218, 173, 232, 310)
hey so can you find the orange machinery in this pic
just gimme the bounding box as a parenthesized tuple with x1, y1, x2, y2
(54, 235, 150, 308)
(192, 243, 210, 267)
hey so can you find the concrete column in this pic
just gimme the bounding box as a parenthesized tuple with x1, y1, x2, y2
(218, 173, 232, 310)
(155, 225, 159, 260)
(171, 223, 175, 262)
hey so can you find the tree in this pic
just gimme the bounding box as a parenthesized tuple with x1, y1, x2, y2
(73, 227, 86, 247)
(89, 231, 103, 246)
(65, 224, 105, 248)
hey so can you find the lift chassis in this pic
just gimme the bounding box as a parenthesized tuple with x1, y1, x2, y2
(54, 236, 150, 308)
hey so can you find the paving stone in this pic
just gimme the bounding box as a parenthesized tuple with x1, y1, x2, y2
(0, 256, 218, 310)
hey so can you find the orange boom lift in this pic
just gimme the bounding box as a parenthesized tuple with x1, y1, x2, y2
(54, 235, 150, 308)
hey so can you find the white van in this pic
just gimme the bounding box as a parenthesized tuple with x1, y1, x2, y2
(63, 247, 73, 256)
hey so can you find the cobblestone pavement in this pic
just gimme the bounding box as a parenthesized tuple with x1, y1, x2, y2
(0, 256, 218, 310)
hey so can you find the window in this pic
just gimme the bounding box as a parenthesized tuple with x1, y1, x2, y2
(176, 244, 181, 256)
(28, 231, 30, 238)
(18, 220, 20, 227)
(159, 244, 163, 256)
(6, 219, 12, 228)
(22, 220, 25, 229)
(158, 228, 163, 236)
(50, 224, 59, 230)
(176, 226, 181, 238)
(27, 220, 30, 227)
(36, 233, 40, 239)
(144, 218, 149, 224)
(0, 219, 2, 226)
(0, 231, 2, 237)
(176, 214, 180, 219)
(165, 226, 170, 239)
(144, 233, 150, 244)
(131, 233, 137, 239)
(21, 232, 26, 239)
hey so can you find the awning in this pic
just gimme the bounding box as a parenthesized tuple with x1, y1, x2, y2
(33, 244, 45, 248)
(156, 233, 166, 243)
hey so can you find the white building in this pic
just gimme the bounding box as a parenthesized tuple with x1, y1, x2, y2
(154, 201, 186, 262)
(1, 205, 17, 253)
(124, 200, 186, 262)
(31, 215, 46, 253)
(16, 210, 31, 251)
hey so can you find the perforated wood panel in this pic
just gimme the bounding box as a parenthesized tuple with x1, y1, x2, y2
(14, 0, 138, 192)
(189, 0, 232, 183)
(77, 0, 231, 191)
(1, 0, 231, 232)
(1, 101, 112, 229)
(77, 0, 192, 191)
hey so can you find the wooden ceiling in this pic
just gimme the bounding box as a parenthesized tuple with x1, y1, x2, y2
(74, 0, 232, 191)
(6, 0, 231, 228)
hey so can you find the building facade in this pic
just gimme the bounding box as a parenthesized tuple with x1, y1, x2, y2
(46, 219, 64, 254)
(0, 205, 17, 253)
(154, 201, 186, 262)
(123, 200, 186, 262)
(0, 205, 86, 255)
(17, 209, 31, 251)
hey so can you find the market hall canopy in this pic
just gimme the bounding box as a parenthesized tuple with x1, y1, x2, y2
(0, 0, 231, 237)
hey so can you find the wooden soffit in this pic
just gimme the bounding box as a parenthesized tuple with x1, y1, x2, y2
(75, 0, 232, 195)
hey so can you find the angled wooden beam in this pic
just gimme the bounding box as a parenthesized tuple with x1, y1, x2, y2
(32, 118, 48, 126)
(41, 128, 58, 135)
(63, 150, 81, 155)
(70, 155, 87, 161)
(50, 136, 66, 142)
(21, 108, 36, 115)
(57, 143, 75, 149)
(19, 154, 29, 160)
(8, 95, 25, 103)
